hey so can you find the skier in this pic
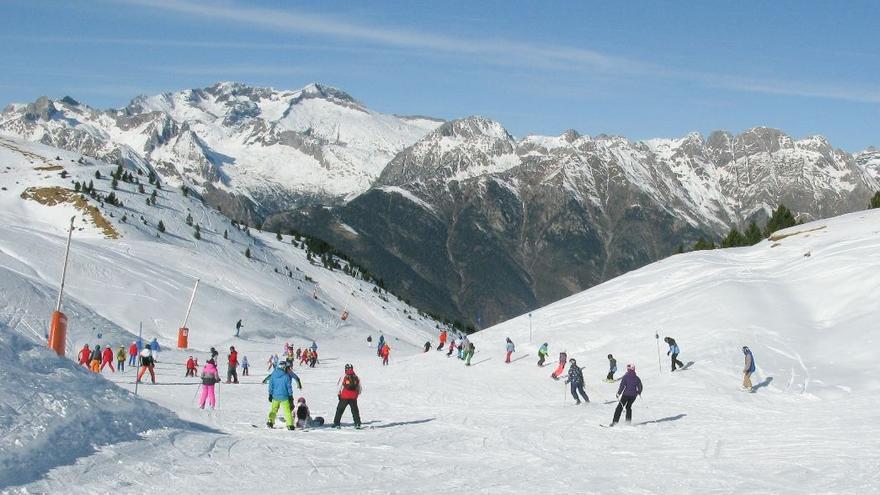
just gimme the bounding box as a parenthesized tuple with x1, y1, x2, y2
(295, 348, 302, 361)
(227, 346, 239, 384)
(310, 340, 318, 352)
(565, 358, 589, 404)
(77, 344, 91, 367)
(610, 364, 643, 426)
(242, 356, 250, 376)
(149, 338, 160, 361)
(185, 356, 197, 377)
(333, 364, 362, 429)
(210, 346, 219, 363)
(458, 336, 469, 360)
(377, 334, 385, 357)
(116, 345, 126, 373)
(381, 343, 390, 366)
(605, 354, 617, 382)
(136, 348, 156, 384)
(464, 341, 476, 366)
(537, 343, 549, 367)
(664, 337, 684, 371)
(423, 341, 432, 352)
(135, 337, 144, 355)
(267, 354, 279, 371)
(446, 338, 456, 357)
(267, 360, 295, 430)
(89, 345, 102, 372)
(551, 350, 568, 379)
(128, 341, 138, 367)
(366, 335, 372, 344)
(309, 349, 318, 368)
(438, 330, 448, 351)
(742, 346, 756, 390)
(99, 346, 115, 372)
(199, 359, 221, 409)
(505, 337, 515, 364)
(235, 319, 243, 338)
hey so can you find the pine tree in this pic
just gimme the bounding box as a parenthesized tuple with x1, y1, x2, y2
(223, 229, 228, 239)
(155, 179, 162, 190)
(186, 213, 193, 226)
(138, 183, 145, 194)
(744, 221, 762, 245)
(114, 164, 123, 180)
(721, 227, 745, 248)
(181, 185, 189, 197)
(870, 191, 880, 209)
(148, 171, 156, 185)
(88, 180, 94, 193)
(95, 170, 102, 179)
(692, 237, 715, 251)
(194, 225, 201, 240)
(763, 204, 797, 237)
(121, 214, 127, 223)
(157, 220, 165, 233)
(111, 176, 119, 190)
(276, 231, 282, 241)
(245, 247, 251, 259)
(74, 181, 81, 192)
(60, 170, 68, 179)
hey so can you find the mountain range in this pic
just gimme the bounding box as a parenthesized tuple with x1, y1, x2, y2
(3, 82, 878, 326)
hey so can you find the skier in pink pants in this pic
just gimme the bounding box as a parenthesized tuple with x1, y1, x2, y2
(199, 359, 221, 409)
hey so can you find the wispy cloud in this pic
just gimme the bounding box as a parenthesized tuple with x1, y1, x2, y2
(143, 64, 315, 77)
(109, 0, 880, 104)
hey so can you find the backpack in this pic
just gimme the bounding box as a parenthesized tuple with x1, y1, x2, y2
(343, 374, 360, 392)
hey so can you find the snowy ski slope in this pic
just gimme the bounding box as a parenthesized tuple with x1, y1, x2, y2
(2, 136, 880, 493)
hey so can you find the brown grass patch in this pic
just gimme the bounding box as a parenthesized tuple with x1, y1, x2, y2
(768, 225, 826, 242)
(20, 186, 120, 239)
(34, 165, 64, 172)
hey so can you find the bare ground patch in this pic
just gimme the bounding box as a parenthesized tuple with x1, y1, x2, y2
(768, 225, 827, 242)
(20, 186, 120, 239)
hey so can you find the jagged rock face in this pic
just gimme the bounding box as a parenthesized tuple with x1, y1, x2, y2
(0, 82, 442, 219)
(269, 117, 878, 326)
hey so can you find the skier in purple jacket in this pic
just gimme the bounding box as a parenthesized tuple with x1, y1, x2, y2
(610, 364, 643, 426)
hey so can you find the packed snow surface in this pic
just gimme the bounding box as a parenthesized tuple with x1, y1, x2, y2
(2, 137, 880, 493)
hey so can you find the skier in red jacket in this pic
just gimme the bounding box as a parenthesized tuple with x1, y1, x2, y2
(226, 346, 239, 383)
(100, 346, 116, 372)
(77, 344, 91, 366)
(332, 364, 362, 429)
(185, 356, 197, 377)
(127, 342, 138, 367)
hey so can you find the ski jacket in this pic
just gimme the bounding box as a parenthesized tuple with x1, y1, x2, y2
(296, 404, 310, 421)
(381, 344, 390, 357)
(186, 358, 195, 370)
(618, 370, 643, 397)
(506, 342, 515, 353)
(201, 362, 220, 385)
(128, 343, 137, 356)
(609, 357, 617, 372)
(338, 369, 362, 400)
(242, 357, 249, 368)
(140, 355, 154, 367)
(116, 348, 125, 361)
(135, 339, 143, 353)
(228, 350, 238, 367)
(149, 339, 160, 352)
(78, 346, 90, 363)
(102, 347, 113, 363)
(744, 350, 756, 373)
(268, 368, 294, 400)
(311, 342, 318, 351)
(559, 352, 567, 364)
(668, 344, 680, 355)
(566, 365, 584, 385)
(538, 344, 549, 357)
(90, 348, 101, 362)
(439, 331, 448, 343)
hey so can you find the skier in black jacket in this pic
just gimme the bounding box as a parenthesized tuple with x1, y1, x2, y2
(564, 358, 589, 404)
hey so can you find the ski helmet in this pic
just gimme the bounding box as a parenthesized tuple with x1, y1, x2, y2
(278, 360, 290, 369)
(297, 397, 306, 404)
(607, 354, 613, 359)
(344, 363, 353, 371)
(626, 364, 635, 372)
(569, 358, 576, 364)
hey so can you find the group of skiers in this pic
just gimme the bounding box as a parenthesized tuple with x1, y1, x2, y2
(424, 329, 476, 365)
(76, 337, 160, 382)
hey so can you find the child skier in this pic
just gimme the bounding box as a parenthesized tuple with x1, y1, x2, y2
(446, 338, 456, 357)
(267, 361, 295, 430)
(185, 356, 197, 377)
(551, 350, 567, 379)
(505, 338, 515, 363)
(664, 337, 684, 371)
(242, 356, 249, 376)
(116, 346, 126, 372)
(537, 343, 549, 367)
(381, 343, 390, 366)
(605, 354, 617, 382)
(565, 358, 589, 404)
(199, 359, 221, 409)
(89, 345, 102, 372)
(610, 364, 643, 426)
(294, 397, 314, 429)
(742, 346, 756, 390)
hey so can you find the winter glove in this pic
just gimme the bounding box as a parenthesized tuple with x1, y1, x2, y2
(268, 394, 273, 403)
(667, 351, 670, 356)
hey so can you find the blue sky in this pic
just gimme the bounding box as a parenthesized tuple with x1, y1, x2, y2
(1, 0, 878, 150)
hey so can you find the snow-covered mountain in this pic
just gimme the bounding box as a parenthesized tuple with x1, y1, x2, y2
(0, 83, 442, 217)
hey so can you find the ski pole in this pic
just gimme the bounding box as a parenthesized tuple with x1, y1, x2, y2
(192, 384, 201, 406)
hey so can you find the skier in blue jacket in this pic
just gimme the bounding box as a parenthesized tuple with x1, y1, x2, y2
(664, 337, 684, 371)
(267, 361, 295, 430)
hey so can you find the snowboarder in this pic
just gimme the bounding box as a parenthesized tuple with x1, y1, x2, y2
(742, 346, 756, 390)
(116, 345, 126, 373)
(128, 341, 138, 367)
(136, 348, 156, 384)
(505, 337, 515, 363)
(664, 337, 684, 371)
(551, 350, 568, 379)
(565, 358, 589, 404)
(267, 360, 295, 430)
(242, 356, 250, 376)
(199, 359, 221, 409)
(149, 338, 160, 361)
(78, 344, 91, 367)
(464, 341, 476, 366)
(605, 354, 617, 382)
(438, 330, 448, 351)
(611, 364, 643, 426)
(185, 356, 197, 377)
(89, 345, 101, 372)
(381, 343, 390, 366)
(235, 319, 243, 338)
(333, 364, 362, 429)
(100, 346, 115, 372)
(227, 346, 239, 384)
(537, 343, 549, 367)
(423, 341, 432, 352)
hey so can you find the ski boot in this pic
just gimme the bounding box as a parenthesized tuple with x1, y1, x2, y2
(266, 422, 274, 429)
